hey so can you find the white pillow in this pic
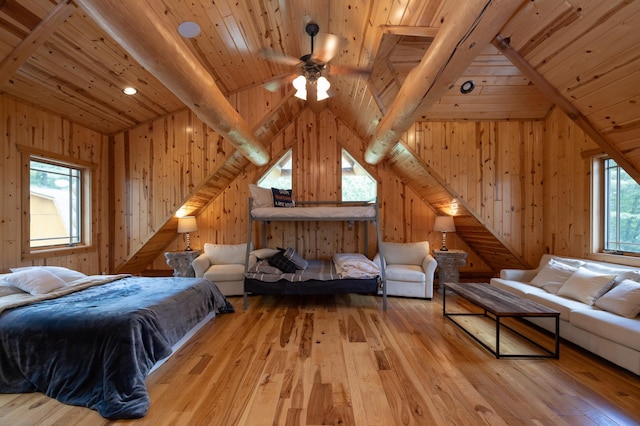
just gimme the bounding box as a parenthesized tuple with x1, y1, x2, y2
(5, 268, 67, 295)
(529, 259, 577, 288)
(557, 267, 616, 305)
(250, 248, 280, 259)
(249, 184, 273, 208)
(595, 279, 640, 318)
(10, 266, 87, 283)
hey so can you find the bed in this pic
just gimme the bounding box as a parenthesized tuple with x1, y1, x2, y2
(244, 192, 387, 309)
(0, 268, 233, 419)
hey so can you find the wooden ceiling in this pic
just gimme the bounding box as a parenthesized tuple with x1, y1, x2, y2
(1, 1, 638, 172)
(2, 0, 640, 272)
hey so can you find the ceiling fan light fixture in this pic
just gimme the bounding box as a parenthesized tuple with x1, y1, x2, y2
(292, 75, 307, 100)
(316, 76, 330, 101)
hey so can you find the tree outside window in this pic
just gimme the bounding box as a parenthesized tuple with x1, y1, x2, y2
(604, 158, 640, 254)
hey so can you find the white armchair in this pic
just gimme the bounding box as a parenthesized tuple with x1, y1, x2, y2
(373, 241, 437, 299)
(192, 242, 256, 296)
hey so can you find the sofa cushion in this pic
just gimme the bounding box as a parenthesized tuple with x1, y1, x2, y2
(204, 243, 248, 265)
(385, 264, 425, 283)
(490, 278, 548, 298)
(529, 258, 577, 288)
(595, 279, 640, 318)
(526, 292, 596, 321)
(569, 309, 640, 352)
(582, 262, 640, 286)
(557, 267, 615, 305)
(380, 241, 429, 265)
(203, 264, 245, 282)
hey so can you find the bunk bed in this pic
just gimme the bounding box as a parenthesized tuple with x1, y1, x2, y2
(243, 196, 387, 309)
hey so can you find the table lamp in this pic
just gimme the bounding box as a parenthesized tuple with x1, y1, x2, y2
(177, 216, 198, 251)
(433, 216, 456, 251)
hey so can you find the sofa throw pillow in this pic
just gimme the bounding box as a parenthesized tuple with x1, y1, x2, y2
(529, 258, 577, 288)
(595, 279, 640, 318)
(6, 268, 67, 295)
(283, 247, 308, 270)
(249, 184, 273, 208)
(267, 250, 298, 273)
(271, 188, 295, 207)
(557, 267, 616, 305)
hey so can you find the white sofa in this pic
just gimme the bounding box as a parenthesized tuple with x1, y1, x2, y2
(373, 241, 437, 299)
(192, 243, 256, 296)
(490, 254, 640, 375)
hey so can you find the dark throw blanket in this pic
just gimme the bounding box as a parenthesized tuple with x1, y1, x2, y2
(0, 276, 232, 419)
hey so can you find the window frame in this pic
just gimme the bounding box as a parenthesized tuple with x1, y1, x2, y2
(341, 149, 377, 202)
(18, 145, 96, 260)
(591, 155, 640, 258)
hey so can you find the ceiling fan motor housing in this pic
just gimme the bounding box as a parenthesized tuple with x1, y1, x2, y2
(305, 23, 320, 37)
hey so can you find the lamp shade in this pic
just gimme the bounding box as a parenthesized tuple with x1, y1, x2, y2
(433, 216, 456, 233)
(177, 216, 198, 233)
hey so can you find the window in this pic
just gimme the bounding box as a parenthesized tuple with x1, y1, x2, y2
(602, 158, 640, 254)
(18, 146, 94, 259)
(341, 149, 377, 202)
(29, 160, 82, 247)
(258, 149, 292, 189)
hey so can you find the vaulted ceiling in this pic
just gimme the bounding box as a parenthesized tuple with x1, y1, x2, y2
(2, 0, 640, 272)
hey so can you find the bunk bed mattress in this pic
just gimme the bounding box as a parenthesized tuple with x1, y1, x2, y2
(245, 259, 380, 295)
(0, 275, 232, 419)
(251, 205, 376, 220)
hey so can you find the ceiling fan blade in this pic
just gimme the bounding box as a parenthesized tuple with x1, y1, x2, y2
(262, 73, 296, 92)
(311, 33, 341, 63)
(258, 48, 303, 66)
(328, 63, 372, 79)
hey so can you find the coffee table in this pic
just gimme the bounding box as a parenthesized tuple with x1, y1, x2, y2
(443, 282, 560, 359)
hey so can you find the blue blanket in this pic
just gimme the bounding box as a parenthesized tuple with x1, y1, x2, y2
(0, 276, 233, 419)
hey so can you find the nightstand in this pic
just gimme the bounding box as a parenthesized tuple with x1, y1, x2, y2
(433, 249, 468, 293)
(164, 250, 201, 277)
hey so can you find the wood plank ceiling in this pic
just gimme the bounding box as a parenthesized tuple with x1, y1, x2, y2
(1, 0, 640, 271)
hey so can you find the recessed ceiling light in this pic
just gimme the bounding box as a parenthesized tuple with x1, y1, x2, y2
(460, 80, 475, 94)
(122, 87, 138, 95)
(178, 21, 201, 38)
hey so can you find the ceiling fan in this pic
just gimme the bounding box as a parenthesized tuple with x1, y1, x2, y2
(260, 23, 371, 105)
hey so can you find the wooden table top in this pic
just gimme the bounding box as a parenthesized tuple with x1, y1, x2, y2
(444, 282, 560, 317)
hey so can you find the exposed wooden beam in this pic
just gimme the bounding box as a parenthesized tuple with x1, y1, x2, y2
(380, 25, 439, 38)
(493, 34, 640, 183)
(75, 0, 270, 166)
(0, 0, 75, 88)
(364, 0, 525, 164)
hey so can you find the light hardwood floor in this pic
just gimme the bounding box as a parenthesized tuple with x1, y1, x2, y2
(1, 293, 639, 425)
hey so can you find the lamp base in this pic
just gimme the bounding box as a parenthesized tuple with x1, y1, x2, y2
(440, 246, 449, 251)
(184, 233, 193, 251)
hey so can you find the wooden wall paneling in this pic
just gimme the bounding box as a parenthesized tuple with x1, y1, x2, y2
(522, 120, 545, 266)
(543, 108, 599, 257)
(0, 95, 108, 274)
(0, 96, 19, 270)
